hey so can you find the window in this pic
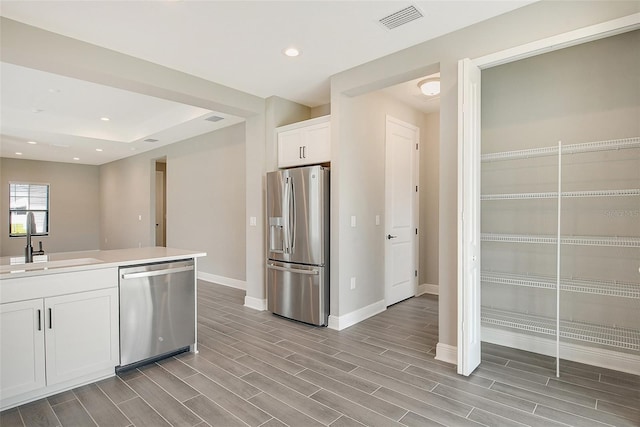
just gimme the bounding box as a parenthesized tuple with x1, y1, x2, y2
(9, 183, 49, 237)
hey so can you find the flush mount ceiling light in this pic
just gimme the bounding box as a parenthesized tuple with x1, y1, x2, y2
(418, 78, 441, 96)
(283, 47, 301, 57)
(95, 148, 103, 152)
(73, 157, 80, 161)
(100, 117, 110, 121)
(15, 152, 23, 155)
(27, 141, 37, 145)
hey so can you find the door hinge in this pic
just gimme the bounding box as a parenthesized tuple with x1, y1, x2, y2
(415, 228, 418, 235)
(415, 185, 418, 192)
(415, 143, 419, 150)
(414, 270, 418, 277)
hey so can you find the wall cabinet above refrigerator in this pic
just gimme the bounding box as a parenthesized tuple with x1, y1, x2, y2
(277, 115, 330, 168)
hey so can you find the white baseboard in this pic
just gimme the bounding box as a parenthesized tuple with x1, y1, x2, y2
(328, 299, 386, 331)
(483, 326, 640, 376)
(244, 295, 267, 311)
(417, 283, 439, 296)
(435, 343, 457, 365)
(198, 272, 246, 290)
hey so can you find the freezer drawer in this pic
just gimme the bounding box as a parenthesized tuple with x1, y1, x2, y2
(267, 261, 328, 326)
(119, 259, 195, 367)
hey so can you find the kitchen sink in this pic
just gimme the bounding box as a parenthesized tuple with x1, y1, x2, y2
(0, 257, 103, 274)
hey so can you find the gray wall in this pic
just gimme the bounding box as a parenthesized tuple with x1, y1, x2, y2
(419, 112, 440, 289)
(100, 123, 246, 281)
(330, 1, 639, 347)
(0, 158, 100, 256)
(481, 31, 640, 336)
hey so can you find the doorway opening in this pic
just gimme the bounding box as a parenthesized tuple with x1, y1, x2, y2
(457, 18, 640, 377)
(154, 158, 167, 247)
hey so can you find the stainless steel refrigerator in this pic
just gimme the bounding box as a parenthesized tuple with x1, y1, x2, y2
(266, 165, 329, 326)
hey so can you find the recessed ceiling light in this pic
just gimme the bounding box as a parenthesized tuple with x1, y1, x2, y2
(283, 47, 301, 57)
(27, 141, 37, 145)
(96, 148, 103, 152)
(100, 117, 110, 121)
(16, 152, 23, 155)
(73, 157, 80, 161)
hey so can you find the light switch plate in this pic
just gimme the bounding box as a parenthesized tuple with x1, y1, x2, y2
(351, 215, 357, 227)
(249, 216, 257, 226)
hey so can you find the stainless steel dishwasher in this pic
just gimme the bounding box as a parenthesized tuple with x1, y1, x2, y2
(119, 259, 195, 368)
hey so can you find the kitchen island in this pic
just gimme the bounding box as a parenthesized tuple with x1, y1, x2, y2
(0, 247, 206, 411)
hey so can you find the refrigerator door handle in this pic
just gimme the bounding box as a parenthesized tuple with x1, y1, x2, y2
(283, 177, 290, 253)
(290, 178, 296, 252)
(267, 263, 319, 275)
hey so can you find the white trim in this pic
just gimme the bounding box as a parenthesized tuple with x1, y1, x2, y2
(475, 13, 640, 69)
(244, 296, 267, 311)
(417, 283, 439, 296)
(198, 272, 246, 290)
(327, 299, 386, 331)
(435, 343, 457, 365)
(483, 327, 640, 376)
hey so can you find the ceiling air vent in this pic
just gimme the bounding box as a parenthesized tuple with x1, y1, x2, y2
(205, 115, 224, 122)
(144, 138, 159, 143)
(379, 5, 423, 30)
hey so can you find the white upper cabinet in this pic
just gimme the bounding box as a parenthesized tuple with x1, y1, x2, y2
(277, 115, 330, 168)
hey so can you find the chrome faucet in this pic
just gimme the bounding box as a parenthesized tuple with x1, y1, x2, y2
(25, 211, 45, 263)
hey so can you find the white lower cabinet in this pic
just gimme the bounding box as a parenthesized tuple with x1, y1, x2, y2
(45, 288, 119, 385)
(0, 299, 46, 398)
(0, 287, 119, 408)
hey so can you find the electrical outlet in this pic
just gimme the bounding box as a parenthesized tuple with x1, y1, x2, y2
(249, 216, 257, 226)
(350, 277, 356, 290)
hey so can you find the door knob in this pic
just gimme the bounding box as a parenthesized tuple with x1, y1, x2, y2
(387, 234, 398, 240)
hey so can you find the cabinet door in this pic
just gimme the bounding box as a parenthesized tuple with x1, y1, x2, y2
(45, 288, 119, 385)
(302, 121, 331, 165)
(277, 121, 331, 168)
(0, 299, 46, 398)
(278, 128, 305, 167)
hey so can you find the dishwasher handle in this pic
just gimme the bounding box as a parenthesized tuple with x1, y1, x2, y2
(121, 265, 194, 280)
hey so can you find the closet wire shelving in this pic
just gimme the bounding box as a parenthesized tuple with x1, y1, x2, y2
(480, 136, 640, 373)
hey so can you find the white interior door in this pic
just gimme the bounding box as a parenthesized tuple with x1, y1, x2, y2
(385, 116, 419, 306)
(457, 58, 482, 376)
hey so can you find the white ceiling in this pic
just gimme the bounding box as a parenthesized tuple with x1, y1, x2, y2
(0, 1, 534, 165)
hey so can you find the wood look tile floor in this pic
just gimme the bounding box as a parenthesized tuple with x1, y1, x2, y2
(2, 281, 639, 427)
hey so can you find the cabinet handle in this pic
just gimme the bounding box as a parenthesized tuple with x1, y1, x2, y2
(302, 146, 306, 158)
(299, 146, 303, 159)
(37, 309, 42, 331)
(48, 308, 52, 329)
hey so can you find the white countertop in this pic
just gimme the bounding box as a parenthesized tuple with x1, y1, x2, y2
(0, 247, 207, 279)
